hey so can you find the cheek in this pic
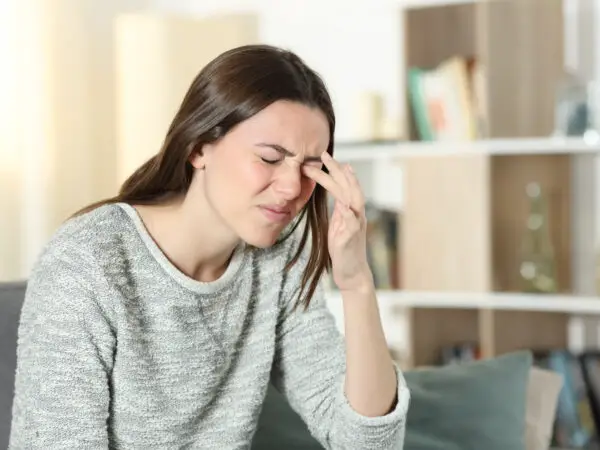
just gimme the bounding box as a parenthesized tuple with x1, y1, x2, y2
(300, 178, 317, 202)
(241, 163, 273, 192)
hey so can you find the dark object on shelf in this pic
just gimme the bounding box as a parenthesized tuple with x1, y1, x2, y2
(439, 342, 480, 366)
(533, 350, 598, 449)
(554, 76, 597, 138)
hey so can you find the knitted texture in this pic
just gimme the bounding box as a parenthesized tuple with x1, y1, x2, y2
(10, 203, 409, 449)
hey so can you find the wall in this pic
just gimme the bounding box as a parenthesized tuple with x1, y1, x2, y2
(150, 0, 405, 141)
(0, 0, 22, 280)
(1, 0, 151, 280)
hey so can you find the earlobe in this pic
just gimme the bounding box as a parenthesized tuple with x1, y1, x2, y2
(189, 142, 215, 170)
(189, 150, 206, 170)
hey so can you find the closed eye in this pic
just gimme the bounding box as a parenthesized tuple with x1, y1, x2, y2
(260, 157, 282, 165)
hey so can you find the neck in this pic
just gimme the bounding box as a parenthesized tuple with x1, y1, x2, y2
(135, 190, 240, 283)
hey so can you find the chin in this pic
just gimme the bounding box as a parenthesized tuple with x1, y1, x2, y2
(239, 229, 282, 249)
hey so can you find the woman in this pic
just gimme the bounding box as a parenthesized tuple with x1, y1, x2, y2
(10, 44, 409, 449)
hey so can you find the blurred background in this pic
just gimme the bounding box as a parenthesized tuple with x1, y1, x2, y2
(2, 0, 600, 446)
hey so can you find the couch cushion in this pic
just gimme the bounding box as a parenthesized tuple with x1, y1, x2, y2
(253, 352, 534, 450)
(0, 281, 26, 450)
(403, 350, 532, 450)
(252, 383, 323, 449)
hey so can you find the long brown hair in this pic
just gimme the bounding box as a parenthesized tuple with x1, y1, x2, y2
(76, 44, 335, 309)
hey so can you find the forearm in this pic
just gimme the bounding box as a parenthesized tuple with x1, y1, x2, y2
(341, 279, 398, 417)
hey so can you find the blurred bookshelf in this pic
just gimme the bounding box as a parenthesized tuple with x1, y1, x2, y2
(329, 0, 600, 365)
(329, 0, 600, 445)
(390, 0, 594, 364)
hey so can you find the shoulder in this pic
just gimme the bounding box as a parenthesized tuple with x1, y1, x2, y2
(45, 202, 128, 249)
(23, 204, 133, 327)
(30, 203, 134, 284)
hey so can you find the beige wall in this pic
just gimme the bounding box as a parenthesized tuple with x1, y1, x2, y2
(0, 1, 257, 281)
(114, 12, 258, 184)
(1, 1, 28, 280)
(1, 0, 141, 281)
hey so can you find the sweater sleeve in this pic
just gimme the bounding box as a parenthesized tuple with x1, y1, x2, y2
(9, 248, 115, 450)
(271, 276, 410, 449)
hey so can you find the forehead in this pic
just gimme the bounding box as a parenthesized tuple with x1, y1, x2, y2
(236, 100, 330, 155)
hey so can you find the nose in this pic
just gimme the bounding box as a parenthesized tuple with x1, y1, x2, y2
(273, 164, 302, 201)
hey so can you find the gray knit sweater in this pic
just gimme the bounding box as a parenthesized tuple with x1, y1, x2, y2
(10, 203, 409, 449)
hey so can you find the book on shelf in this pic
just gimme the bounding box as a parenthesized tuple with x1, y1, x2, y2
(407, 55, 487, 141)
(581, 353, 600, 444)
(533, 350, 599, 449)
(439, 342, 481, 365)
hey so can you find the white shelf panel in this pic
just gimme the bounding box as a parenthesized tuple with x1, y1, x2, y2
(325, 290, 600, 314)
(399, 0, 479, 10)
(334, 137, 600, 162)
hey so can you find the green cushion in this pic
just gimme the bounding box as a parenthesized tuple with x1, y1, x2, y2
(404, 350, 533, 450)
(251, 351, 532, 450)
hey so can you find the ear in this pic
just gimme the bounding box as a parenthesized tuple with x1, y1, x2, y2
(189, 142, 216, 170)
(189, 150, 205, 170)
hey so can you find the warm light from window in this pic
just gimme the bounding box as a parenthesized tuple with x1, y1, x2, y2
(0, 1, 19, 171)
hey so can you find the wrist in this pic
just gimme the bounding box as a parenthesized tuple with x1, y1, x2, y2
(339, 272, 376, 297)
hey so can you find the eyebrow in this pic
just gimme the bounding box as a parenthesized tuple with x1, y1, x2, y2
(255, 143, 323, 163)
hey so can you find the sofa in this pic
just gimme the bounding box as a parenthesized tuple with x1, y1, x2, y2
(0, 282, 22, 450)
(1, 281, 563, 449)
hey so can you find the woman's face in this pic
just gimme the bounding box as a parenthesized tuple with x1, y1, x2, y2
(192, 100, 330, 248)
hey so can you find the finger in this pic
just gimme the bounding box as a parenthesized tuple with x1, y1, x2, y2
(321, 152, 350, 190)
(331, 201, 343, 234)
(343, 165, 366, 214)
(303, 165, 349, 206)
(337, 201, 361, 234)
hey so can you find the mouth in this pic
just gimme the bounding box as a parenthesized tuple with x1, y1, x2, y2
(259, 205, 292, 224)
